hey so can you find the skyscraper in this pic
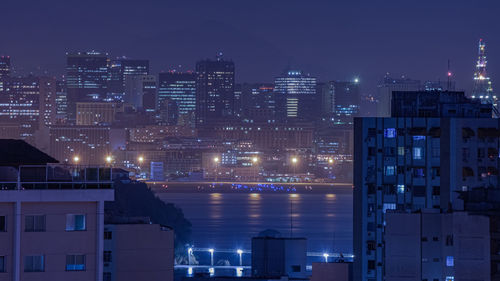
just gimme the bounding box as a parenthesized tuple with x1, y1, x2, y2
(108, 58, 149, 101)
(354, 91, 496, 281)
(332, 80, 360, 125)
(195, 54, 235, 126)
(124, 75, 156, 111)
(376, 74, 421, 117)
(66, 51, 109, 120)
(0, 56, 10, 79)
(274, 70, 317, 121)
(158, 71, 196, 124)
(472, 39, 495, 105)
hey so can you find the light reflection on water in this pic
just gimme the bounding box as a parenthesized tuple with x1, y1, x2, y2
(155, 185, 352, 254)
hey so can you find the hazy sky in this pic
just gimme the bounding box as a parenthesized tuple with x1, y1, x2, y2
(1, 0, 499, 93)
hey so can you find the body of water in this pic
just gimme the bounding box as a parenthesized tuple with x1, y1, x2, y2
(151, 182, 353, 257)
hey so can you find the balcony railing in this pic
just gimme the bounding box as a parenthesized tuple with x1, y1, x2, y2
(0, 164, 114, 190)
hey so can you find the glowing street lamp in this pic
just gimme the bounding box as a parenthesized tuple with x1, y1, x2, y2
(105, 155, 113, 164)
(138, 156, 144, 163)
(291, 157, 298, 181)
(187, 248, 193, 265)
(213, 157, 219, 182)
(323, 253, 329, 262)
(328, 158, 334, 164)
(209, 248, 215, 266)
(73, 156, 80, 164)
(237, 249, 243, 266)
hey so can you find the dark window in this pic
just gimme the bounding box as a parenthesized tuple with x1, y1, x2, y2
(432, 237, 439, 242)
(25, 215, 46, 232)
(104, 231, 112, 240)
(0, 256, 4, 272)
(103, 251, 112, 263)
(413, 186, 426, 197)
(446, 235, 454, 246)
(103, 272, 112, 281)
(368, 260, 375, 270)
(432, 258, 440, 262)
(0, 216, 5, 232)
(24, 255, 44, 272)
(432, 186, 440, 196)
(291, 265, 301, 272)
(421, 237, 428, 242)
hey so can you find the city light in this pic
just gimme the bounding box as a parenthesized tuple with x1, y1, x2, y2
(323, 253, 329, 262)
(292, 157, 298, 164)
(237, 249, 243, 266)
(354, 77, 360, 83)
(73, 155, 80, 164)
(213, 157, 219, 163)
(105, 155, 112, 163)
(138, 156, 144, 163)
(252, 157, 258, 163)
(187, 248, 193, 265)
(328, 158, 334, 164)
(209, 248, 214, 266)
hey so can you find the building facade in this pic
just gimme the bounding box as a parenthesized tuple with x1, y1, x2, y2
(158, 72, 196, 125)
(354, 91, 498, 281)
(274, 70, 317, 121)
(195, 56, 235, 126)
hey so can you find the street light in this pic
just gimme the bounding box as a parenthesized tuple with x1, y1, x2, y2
(138, 156, 144, 163)
(105, 155, 113, 164)
(237, 249, 243, 266)
(328, 158, 334, 164)
(213, 157, 219, 182)
(187, 248, 193, 265)
(323, 253, 329, 262)
(73, 155, 80, 164)
(209, 248, 215, 266)
(291, 157, 298, 182)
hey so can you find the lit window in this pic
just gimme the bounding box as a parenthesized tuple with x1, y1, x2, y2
(383, 203, 396, 213)
(397, 184, 405, 194)
(413, 135, 426, 141)
(398, 147, 405, 156)
(384, 128, 396, 138)
(413, 147, 423, 160)
(446, 277, 454, 281)
(385, 166, 396, 176)
(446, 256, 454, 267)
(66, 214, 86, 231)
(66, 254, 86, 271)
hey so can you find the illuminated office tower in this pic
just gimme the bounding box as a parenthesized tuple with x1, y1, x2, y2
(158, 72, 196, 124)
(0, 56, 10, 79)
(55, 80, 68, 122)
(0, 76, 55, 143)
(195, 54, 235, 126)
(108, 58, 149, 101)
(66, 51, 109, 120)
(472, 39, 495, 105)
(274, 70, 317, 121)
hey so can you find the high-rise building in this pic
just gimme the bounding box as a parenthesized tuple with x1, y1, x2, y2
(55, 80, 68, 122)
(274, 70, 317, 121)
(124, 75, 156, 111)
(158, 98, 178, 125)
(158, 72, 196, 124)
(0, 56, 10, 79)
(76, 102, 117, 126)
(49, 126, 111, 165)
(195, 55, 235, 126)
(0, 76, 56, 143)
(108, 58, 149, 101)
(354, 91, 496, 281)
(472, 39, 495, 105)
(66, 52, 109, 120)
(332, 80, 360, 125)
(376, 74, 421, 117)
(240, 83, 276, 122)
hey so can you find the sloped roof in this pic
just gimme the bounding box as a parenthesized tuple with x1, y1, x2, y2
(0, 139, 59, 166)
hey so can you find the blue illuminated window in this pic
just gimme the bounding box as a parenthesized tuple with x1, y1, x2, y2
(385, 166, 396, 176)
(66, 255, 85, 271)
(413, 147, 423, 160)
(384, 128, 396, 138)
(446, 256, 454, 267)
(397, 184, 405, 194)
(413, 135, 426, 141)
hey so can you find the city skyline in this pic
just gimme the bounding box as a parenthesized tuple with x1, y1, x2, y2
(0, 0, 499, 92)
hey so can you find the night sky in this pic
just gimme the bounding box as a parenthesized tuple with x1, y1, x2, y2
(1, 0, 499, 93)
